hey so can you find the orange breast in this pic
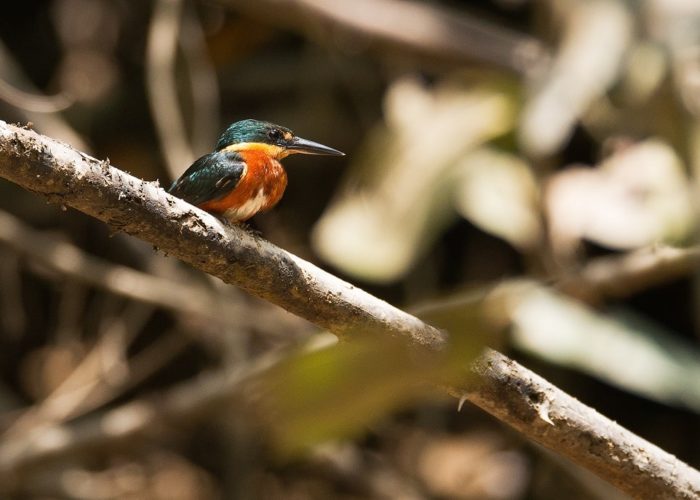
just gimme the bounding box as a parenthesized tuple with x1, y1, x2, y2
(199, 150, 287, 221)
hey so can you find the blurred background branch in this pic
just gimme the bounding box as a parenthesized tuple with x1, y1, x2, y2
(0, 39, 88, 150)
(558, 245, 700, 303)
(0, 209, 286, 331)
(146, 0, 196, 177)
(216, 0, 550, 75)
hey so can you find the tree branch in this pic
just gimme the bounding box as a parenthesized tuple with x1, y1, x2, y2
(0, 208, 293, 333)
(459, 350, 700, 499)
(146, 0, 196, 177)
(0, 121, 443, 349)
(0, 349, 284, 489)
(558, 245, 700, 303)
(0, 121, 698, 498)
(216, 0, 548, 76)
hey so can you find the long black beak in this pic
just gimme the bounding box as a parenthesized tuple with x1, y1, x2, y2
(287, 136, 345, 156)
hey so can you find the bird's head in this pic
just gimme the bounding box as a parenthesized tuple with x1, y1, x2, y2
(215, 119, 344, 159)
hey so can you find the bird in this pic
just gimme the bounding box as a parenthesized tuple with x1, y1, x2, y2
(168, 119, 344, 222)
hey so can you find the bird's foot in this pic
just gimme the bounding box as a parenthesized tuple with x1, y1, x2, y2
(237, 221, 263, 236)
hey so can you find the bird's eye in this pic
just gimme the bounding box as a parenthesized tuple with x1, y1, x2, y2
(268, 129, 283, 141)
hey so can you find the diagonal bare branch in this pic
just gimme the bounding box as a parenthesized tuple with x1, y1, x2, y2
(0, 121, 698, 498)
(0, 121, 445, 348)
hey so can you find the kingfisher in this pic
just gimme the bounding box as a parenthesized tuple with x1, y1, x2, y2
(168, 119, 344, 222)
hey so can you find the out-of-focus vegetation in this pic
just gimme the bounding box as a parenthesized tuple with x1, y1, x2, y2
(0, 0, 699, 498)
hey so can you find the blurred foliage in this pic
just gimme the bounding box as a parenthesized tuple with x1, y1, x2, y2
(313, 74, 519, 282)
(250, 328, 482, 457)
(0, 0, 699, 498)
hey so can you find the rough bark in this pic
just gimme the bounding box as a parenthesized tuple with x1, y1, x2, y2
(462, 350, 700, 499)
(0, 121, 698, 499)
(0, 121, 444, 349)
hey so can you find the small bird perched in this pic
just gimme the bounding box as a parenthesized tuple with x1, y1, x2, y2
(168, 119, 344, 222)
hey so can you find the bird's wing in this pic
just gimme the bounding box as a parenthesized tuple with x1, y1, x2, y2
(168, 151, 247, 207)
